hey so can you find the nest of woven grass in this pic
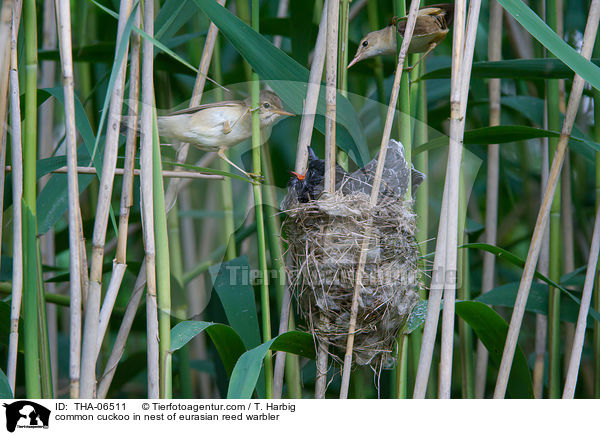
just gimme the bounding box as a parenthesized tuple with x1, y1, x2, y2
(283, 189, 421, 369)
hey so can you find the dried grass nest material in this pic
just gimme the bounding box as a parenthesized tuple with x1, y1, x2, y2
(282, 141, 423, 369)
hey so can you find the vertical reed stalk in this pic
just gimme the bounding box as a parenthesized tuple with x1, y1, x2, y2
(395, 335, 409, 398)
(0, 0, 13, 152)
(23, 0, 41, 399)
(458, 175, 474, 398)
(410, 60, 428, 385)
(535, 135, 550, 398)
(562, 194, 600, 398)
(314, 0, 340, 399)
(251, 0, 273, 399)
(493, 0, 600, 397)
(393, 0, 411, 397)
(7, 0, 23, 394)
(340, 0, 422, 399)
(535, 1, 550, 394)
(438, 1, 480, 398)
(338, 0, 350, 97)
(115, 5, 140, 284)
(394, 0, 411, 161)
(55, 0, 86, 399)
(561, 154, 576, 373)
(475, 0, 502, 399)
(315, 336, 329, 399)
(324, 0, 339, 193)
(39, 0, 57, 389)
(293, 2, 329, 398)
(323, 0, 340, 398)
(545, 0, 563, 399)
(337, 0, 350, 170)
(36, 247, 53, 398)
(38, 0, 56, 171)
(296, 2, 327, 174)
(79, 0, 134, 398)
(140, 0, 160, 399)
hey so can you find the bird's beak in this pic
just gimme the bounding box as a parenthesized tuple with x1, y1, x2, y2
(272, 108, 295, 117)
(347, 55, 361, 69)
(290, 171, 305, 180)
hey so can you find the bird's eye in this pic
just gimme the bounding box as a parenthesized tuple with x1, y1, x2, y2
(263, 102, 270, 109)
(362, 40, 369, 47)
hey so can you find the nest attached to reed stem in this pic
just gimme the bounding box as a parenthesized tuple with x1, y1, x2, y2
(283, 190, 421, 369)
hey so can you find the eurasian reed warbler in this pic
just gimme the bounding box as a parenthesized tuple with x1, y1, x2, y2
(348, 3, 454, 70)
(156, 89, 293, 179)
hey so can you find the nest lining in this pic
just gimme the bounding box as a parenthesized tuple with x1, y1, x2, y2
(283, 190, 421, 369)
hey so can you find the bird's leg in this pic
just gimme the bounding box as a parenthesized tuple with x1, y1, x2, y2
(222, 108, 250, 135)
(404, 42, 438, 72)
(217, 147, 263, 182)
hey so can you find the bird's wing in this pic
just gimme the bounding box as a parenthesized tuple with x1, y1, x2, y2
(418, 7, 447, 17)
(396, 15, 440, 37)
(396, 10, 452, 36)
(162, 100, 244, 117)
(423, 4, 454, 27)
(394, 3, 454, 29)
(392, 6, 446, 21)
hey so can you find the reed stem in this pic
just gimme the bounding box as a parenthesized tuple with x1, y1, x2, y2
(7, 0, 23, 394)
(140, 0, 159, 399)
(251, 0, 273, 398)
(23, 0, 41, 399)
(55, 0, 86, 399)
(545, 0, 563, 399)
(475, 0, 502, 399)
(324, 0, 339, 193)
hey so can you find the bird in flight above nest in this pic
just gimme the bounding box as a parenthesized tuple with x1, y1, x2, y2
(154, 89, 294, 180)
(348, 3, 454, 71)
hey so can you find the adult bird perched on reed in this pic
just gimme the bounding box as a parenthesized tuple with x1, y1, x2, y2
(155, 89, 293, 179)
(347, 3, 454, 70)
